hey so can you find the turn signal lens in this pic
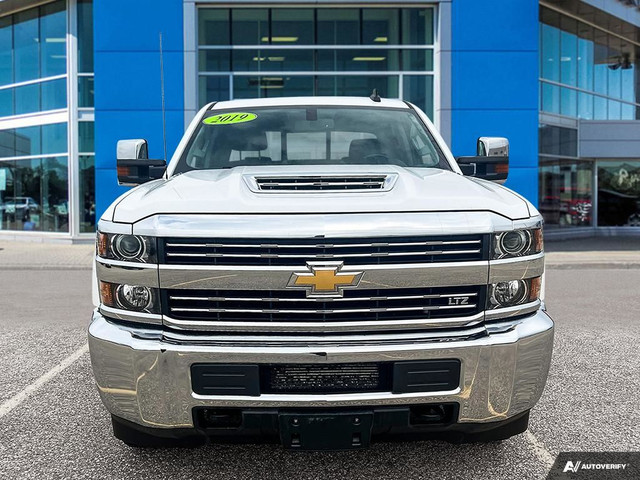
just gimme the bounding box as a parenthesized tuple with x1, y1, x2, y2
(528, 276, 542, 302)
(96, 232, 109, 257)
(99, 280, 115, 307)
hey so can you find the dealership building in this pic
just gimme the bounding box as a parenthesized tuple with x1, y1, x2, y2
(0, 0, 639, 241)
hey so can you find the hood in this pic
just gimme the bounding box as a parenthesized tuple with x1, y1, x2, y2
(108, 165, 531, 223)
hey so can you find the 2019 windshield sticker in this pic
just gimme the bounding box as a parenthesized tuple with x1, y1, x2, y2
(203, 112, 257, 125)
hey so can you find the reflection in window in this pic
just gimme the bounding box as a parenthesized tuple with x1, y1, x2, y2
(271, 9, 314, 45)
(77, 0, 93, 73)
(317, 9, 359, 45)
(231, 9, 268, 46)
(13, 9, 39, 83)
(0, 156, 69, 232)
(598, 161, 640, 226)
(362, 9, 399, 45)
(0, 17, 12, 85)
(79, 121, 94, 153)
(539, 159, 593, 228)
(40, 1, 66, 78)
(79, 155, 95, 232)
(199, 9, 229, 45)
(404, 75, 434, 120)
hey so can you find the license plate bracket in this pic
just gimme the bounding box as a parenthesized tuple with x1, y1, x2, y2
(278, 411, 374, 451)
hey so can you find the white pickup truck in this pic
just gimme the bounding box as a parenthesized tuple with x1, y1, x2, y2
(90, 95, 553, 450)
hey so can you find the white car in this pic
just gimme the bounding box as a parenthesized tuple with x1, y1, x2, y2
(90, 95, 553, 450)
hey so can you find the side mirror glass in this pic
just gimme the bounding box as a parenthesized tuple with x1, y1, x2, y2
(116, 139, 166, 186)
(456, 137, 509, 184)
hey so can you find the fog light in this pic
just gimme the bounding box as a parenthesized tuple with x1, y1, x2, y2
(491, 280, 527, 307)
(116, 284, 152, 311)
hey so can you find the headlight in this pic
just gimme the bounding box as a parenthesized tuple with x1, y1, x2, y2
(99, 281, 160, 313)
(493, 228, 543, 259)
(488, 277, 541, 309)
(96, 232, 156, 263)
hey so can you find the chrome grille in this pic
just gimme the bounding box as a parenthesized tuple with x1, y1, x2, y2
(164, 286, 484, 323)
(160, 235, 487, 266)
(254, 175, 388, 191)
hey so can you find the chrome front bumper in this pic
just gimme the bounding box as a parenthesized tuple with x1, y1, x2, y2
(88, 310, 554, 430)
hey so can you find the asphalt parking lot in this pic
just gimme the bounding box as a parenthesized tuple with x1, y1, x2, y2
(0, 246, 639, 479)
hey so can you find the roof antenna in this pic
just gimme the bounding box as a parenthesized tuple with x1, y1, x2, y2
(370, 88, 381, 102)
(159, 32, 167, 162)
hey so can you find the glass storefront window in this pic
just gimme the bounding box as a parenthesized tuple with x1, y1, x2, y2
(539, 7, 640, 120)
(317, 75, 399, 98)
(198, 9, 229, 46)
(232, 9, 269, 46)
(362, 9, 399, 45)
(271, 9, 314, 45)
(539, 125, 578, 157)
(41, 77, 67, 111)
(317, 10, 359, 45)
(13, 9, 39, 83)
(79, 121, 94, 153)
(78, 75, 94, 107)
(403, 75, 434, 120)
(77, 0, 93, 73)
(40, 1, 66, 78)
(402, 9, 433, 45)
(539, 159, 593, 228)
(0, 156, 69, 232)
(0, 17, 12, 86)
(197, 7, 436, 121)
(79, 155, 95, 232)
(597, 161, 640, 227)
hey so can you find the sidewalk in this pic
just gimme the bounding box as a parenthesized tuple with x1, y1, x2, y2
(545, 237, 640, 269)
(0, 236, 638, 270)
(0, 240, 94, 270)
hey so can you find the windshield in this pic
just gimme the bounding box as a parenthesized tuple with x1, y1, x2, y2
(174, 106, 450, 173)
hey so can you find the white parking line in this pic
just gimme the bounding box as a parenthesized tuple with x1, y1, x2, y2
(0, 343, 89, 419)
(525, 430, 555, 470)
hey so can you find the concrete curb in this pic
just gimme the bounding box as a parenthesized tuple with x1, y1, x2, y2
(0, 265, 92, 271)
(545, 262, 640, 270)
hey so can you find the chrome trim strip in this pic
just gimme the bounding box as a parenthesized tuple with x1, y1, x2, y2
(165, 239, 481, 249)
(158, 261, 489, 290)
(162, 312, 485, 332)
(95, 258, 159, 287)
(99, 305, 163, 325)
(485, 301, 541, 321)
(164, 248, 481, 259)
(168, 292, 478, 303)
(488, 252, 545, 283)
(169, 304, 477, 315)
(161, 325, 488, 346)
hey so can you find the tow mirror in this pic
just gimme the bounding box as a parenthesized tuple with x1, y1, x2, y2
(456, 137, 509, 184)
(116, 139, 166, 186)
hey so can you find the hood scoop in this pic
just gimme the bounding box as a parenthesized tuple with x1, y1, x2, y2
(244, 174, 398, 193)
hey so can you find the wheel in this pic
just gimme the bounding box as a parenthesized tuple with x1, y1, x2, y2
(111, 415, 206, 448)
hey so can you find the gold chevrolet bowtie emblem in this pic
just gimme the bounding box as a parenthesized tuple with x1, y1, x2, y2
(288, 262, 363, 298)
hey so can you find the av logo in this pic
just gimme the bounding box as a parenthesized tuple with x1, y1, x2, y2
(563, 461, 582, 473)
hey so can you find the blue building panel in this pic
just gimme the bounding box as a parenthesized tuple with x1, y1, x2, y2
(450, 0, 540, 206)
(94, 0, 184, 220)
